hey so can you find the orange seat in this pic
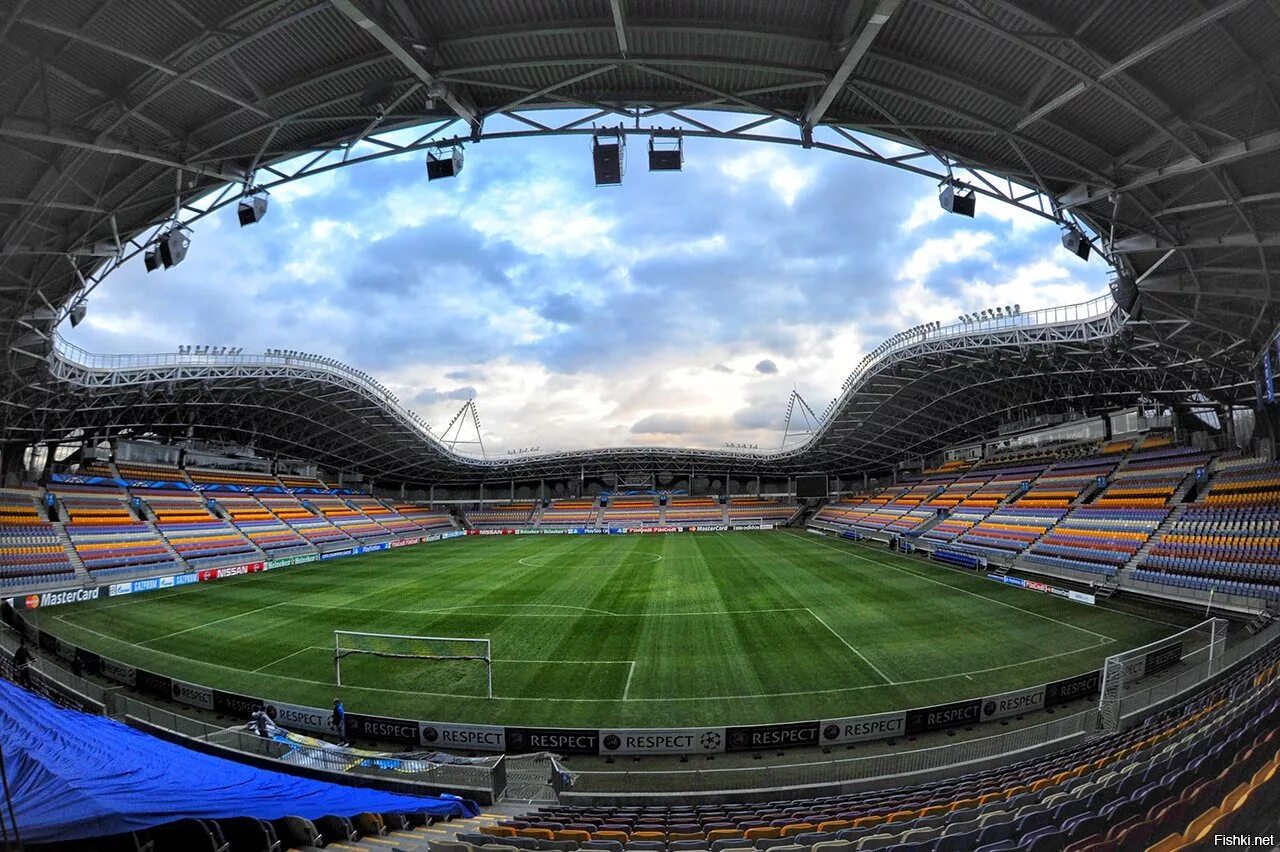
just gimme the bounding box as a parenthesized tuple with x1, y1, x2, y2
(885, 810, 916, 824)
(706, 823, 747, 839)
(594, 831, 630, 843)
(555, 831, 591, 843)
(852, 815, 884, 829)
(816, 821, 849, 833)
(744, 827, 780, 840)
(480, 826, 516, 838)
(668, 832, 703, 842)
(518, 829, 554, 841)
(779, 824, 812, 838)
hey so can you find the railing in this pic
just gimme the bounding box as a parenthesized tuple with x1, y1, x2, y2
(49, 292, 1122, 467)
(568, 710, 1097, 795)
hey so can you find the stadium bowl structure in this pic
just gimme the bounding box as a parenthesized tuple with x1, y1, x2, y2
(1, 0, 1280, 845)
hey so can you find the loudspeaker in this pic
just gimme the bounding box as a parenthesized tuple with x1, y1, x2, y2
(939, 185, 975, 217)
(426, 148, 464, 181)
(592, 135, 624, 186)
(648, 148, 682, 172)
(158, 229, 190, 268)
(1109, 275, 1140, 313)
(237, 194, 268, 227)
(1062, 229, 1091, 261)
(69, 300, 87, 328)
(144, 248, 160, 273)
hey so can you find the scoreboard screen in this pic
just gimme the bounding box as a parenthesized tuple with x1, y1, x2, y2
(795, 475, 829, 498)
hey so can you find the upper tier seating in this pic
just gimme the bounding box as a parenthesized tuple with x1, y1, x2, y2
(217, 493, 311, 553)
(186, 467, 280, 488)
(542, 499, 598, 525)
(602, 498, 662, 526)
(1138, 503, 1280, 600)
(726, 498, 794, 521)
(664, 497, 725, 524)
(115, 460, 186, 484)
(1203, 462, 1280, 508)
(390, 503, 455, 532)
(0, 489, 74, 587)
(468, 503, 536, 527)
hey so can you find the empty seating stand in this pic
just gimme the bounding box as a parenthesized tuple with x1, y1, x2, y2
(469, 503, 536, 528)
(0, 489, 74, 588)
(56, 486, 180, 578)
(218, 494, 311, 554)
(664, 497, 724, 525)
(146, 491, 256, 567)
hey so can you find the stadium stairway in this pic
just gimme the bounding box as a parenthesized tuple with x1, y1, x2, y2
(144, 518, 189, 568)
(1119, 504, 1187, 578)
(50, 520, 89, 580)
(906, 511, 947, 538)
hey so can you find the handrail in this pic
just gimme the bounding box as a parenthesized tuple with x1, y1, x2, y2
(50, 292, 1120, 466)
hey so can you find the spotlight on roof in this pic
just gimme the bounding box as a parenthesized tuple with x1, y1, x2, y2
(426, 146, 464, 181)
(648, 129, 683, 172)
(237, 187, 269, 227)
(1061, 225, 1091, 261)
(592, 128, 626, 186)
(938, 180, 976, 217)
(157, 226, 191, 269)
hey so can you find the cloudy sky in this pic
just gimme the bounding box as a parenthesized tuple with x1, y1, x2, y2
(65, 116, 1110, 453)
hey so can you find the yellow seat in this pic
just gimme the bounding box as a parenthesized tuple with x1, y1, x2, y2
(1146, 831, 1184, 852)
(1182, 806, 1223, 845)
(779, 823, 813, 837)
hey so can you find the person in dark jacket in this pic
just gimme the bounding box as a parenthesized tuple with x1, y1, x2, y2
(12, 641, 32, 688)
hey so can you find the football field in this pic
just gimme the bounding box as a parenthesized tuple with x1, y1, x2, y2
(36, 531, 1193, 727)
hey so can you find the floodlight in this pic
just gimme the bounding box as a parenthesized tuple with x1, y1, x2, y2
(237, 188, 269, 227)
(938, 181, 976, 217)
(1061, 226, 1091, 261)
(648, 130, 683, 172)
(592, 129, 626, 186)
(426, 146, 464, 181)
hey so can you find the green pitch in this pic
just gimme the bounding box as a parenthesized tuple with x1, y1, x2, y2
(37, 531, 1190, 727)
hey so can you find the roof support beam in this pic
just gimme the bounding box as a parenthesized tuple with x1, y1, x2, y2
(328, 0, 477, 127)
(608, 0, 628, 58)
(0, 116, 239, 182)
(804, 0, 903, 131)
(1015, 0, 1254, 131)
(1061, 128, 1280, 207)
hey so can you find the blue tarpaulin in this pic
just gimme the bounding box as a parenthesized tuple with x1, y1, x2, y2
(0, 679, 478, 843)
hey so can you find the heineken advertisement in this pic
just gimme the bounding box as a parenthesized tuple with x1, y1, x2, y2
(266, 553, 321, 570)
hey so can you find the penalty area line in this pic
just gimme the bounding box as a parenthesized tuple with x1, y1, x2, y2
(805, 607, 896, 685)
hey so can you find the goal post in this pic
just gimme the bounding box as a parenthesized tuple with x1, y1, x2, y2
(1097, 617, 1227, 732)
(334, 631, 493, 697)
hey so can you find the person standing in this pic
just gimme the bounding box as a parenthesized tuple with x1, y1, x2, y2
(330, 697, 348, 746)
(12, 641, 32, 688)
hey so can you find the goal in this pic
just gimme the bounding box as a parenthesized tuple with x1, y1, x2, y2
(1097, 617, 1227, 732)
(334, 631, 493, 697)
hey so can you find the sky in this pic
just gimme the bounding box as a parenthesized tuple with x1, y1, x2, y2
(65, 116, 1111, 454)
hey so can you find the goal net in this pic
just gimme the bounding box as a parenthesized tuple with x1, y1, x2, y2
(334, 631, 492, 698)
(1097, 617, 1227, 732)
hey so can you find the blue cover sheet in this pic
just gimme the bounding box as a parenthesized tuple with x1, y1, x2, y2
(0, 679, 478, 843)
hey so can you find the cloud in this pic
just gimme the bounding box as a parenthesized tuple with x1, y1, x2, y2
(411, 386, 477, 406)
(63, 119, 1111, 453)
(755, 359, 779, 374)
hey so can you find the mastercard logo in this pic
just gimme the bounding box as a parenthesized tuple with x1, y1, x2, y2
(23, 595, 39, 609)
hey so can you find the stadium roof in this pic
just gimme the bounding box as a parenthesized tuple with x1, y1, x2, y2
(1, 0, 1278, 482)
